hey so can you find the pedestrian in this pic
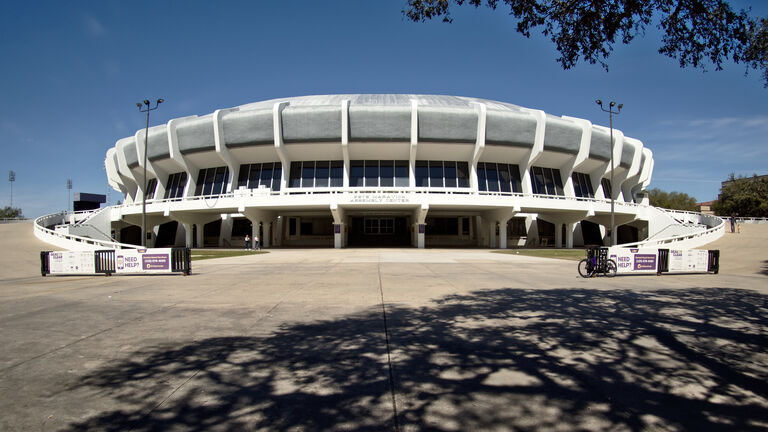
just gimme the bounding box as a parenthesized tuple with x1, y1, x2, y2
(244, 234, 251, 250)
(738, 223, 742, 234)
(730, 216, 736, 233)
(254, 232, 260, 250)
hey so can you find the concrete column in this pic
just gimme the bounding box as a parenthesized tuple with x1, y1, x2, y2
(196, 224, 204, 248)
(334, 223, 344, 249)
(275, 216, 283, 246)
(489, 221, 496, 248)
(566, 222, 575, 249)
(182, 223, 193, 248)
(219, 216, 233, 247)
(499, 218, 510, 249)
(555, 223, 563, 249)
(252, 223, 260, 250)
(263, 222, 271, 248)
(417, 224, 425, 248)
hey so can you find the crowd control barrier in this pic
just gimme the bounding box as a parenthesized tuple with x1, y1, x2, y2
(41, 247, 191, 276)
(606, 247, 719, 275)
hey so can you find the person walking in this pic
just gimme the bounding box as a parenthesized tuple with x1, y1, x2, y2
(254, 232, 260, 250)
(244, 234, 251, 250)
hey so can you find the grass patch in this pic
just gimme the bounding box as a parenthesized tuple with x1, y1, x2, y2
(493, 249, 586, 261)
(190, 249, 268, 261)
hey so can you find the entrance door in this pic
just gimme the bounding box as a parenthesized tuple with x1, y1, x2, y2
(349, 216, 410, 247)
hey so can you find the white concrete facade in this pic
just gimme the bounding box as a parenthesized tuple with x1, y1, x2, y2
(104, 94, 657, 249)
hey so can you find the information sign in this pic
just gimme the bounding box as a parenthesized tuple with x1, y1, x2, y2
(48, 251, 96, 275)
(607, 248, 659, 274)
(668, 249, 709, 273)
(115, 248, 173, 274)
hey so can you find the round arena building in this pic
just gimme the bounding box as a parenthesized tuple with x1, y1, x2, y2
(96, 94, 663, 249)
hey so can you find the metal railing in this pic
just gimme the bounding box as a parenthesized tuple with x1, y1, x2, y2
(33, 212, 140, 250)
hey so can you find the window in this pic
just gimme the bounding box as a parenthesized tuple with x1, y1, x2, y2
(350, 160, 364, 187)
(364, 218, 394, 234)
(457, 162, 470, 188)
(478, 163, 521, 192)
(165, 172, 187, 199)
(416, 160, 471, 188)
(426, 217, 459, 235)
(145, 178, 158, 200)
(508, 218, 527, 236)
(195, 166, 229, 196)
(365, 160, 379, 187)
(572, 172, 595, 198)
(380, 161, 394, 187)
(415, 161, 429, 187)
(601, 178, 612, 198)
(330, 161, 343, 187)
(237, 163, 282, 191)
(530, 166, 564, 196)
(395, 161, 409, 187)
(315, 161, 329, 187)
(289, 162, 302, 188)
(429, 161, 444, 187)
(444, 162, 457, 188)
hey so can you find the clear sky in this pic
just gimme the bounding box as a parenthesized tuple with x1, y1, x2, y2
(1, 1, 766, 217)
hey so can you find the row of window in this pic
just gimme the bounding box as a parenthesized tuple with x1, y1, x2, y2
(414, 161, 470, 188)
(237, 162, 283, 191)
(478, 163, 522, 193)
(143, 163, 613, 199)
(289, 161, 343, 188)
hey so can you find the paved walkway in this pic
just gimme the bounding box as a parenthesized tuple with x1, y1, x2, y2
(1, 222, 767, 431)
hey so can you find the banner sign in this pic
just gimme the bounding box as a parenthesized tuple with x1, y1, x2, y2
(115, 248, 173, 274)
(668, 249, 709, 273)
(607, 248, 659, 274)
(48, 251, 96, 275)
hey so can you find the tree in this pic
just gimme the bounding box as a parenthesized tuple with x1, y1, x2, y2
(647, 188, 697, 211)
(713, 173, 768, 217)
(403, 0, 768, 87)
(0, 206, 24, 219)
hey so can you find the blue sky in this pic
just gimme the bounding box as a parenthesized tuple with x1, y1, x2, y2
(1, 1, 766, 217)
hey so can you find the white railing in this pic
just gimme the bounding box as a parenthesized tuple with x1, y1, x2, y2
(34, 212, 140, 251)
(618, 208, 725, 249)
(38, 189, 734, 250)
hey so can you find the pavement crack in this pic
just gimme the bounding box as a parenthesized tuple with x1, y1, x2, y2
(377, 261, 401, 432)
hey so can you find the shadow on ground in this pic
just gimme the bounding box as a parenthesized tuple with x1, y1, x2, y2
(66, 288, 768, 431)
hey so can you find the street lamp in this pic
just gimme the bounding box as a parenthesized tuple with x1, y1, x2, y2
(137, 98, 164, 247)
(596, 100, 622, 246)
(8, 171, 15, 208)
(66, 178, 72, 212)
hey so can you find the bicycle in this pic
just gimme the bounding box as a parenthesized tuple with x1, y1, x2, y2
(578, 247, 617, 278)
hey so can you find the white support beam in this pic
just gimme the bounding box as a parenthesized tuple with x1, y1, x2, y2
(409, 99, 419, 188)
(273, 101, 290, 192)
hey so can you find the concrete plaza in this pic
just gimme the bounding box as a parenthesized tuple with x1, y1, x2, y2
(1, 221, 767, 431)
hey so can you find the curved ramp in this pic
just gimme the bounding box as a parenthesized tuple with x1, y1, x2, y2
(0, 221, 54, 279)
(704, 223, 768, 276)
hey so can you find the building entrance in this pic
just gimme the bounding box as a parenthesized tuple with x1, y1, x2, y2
(348, 216, 410, 247)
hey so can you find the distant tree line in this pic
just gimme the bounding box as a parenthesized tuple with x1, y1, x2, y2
(0, 206, 24, 219)
(647, 188, 698, 212)
(713, 174, 768, 217)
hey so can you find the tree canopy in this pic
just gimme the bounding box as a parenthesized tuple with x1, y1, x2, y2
(713, 173, 768, 217)
(646, 188, 697, 211)
(403, 0, 768, 87)
(0, 206, 24, 219)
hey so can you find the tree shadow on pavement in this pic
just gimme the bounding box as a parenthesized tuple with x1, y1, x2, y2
(66, 287, 768, 431)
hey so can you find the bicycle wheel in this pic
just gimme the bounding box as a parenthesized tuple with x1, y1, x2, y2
(604, 259, 617, 277)
(577, 259, 592, 278)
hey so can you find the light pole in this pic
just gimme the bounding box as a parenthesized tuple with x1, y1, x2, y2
(8, 171, 15, 208)
(596, 100, 622, 246)
(66, 179, 72, 212)
(137, 98, 164, 247)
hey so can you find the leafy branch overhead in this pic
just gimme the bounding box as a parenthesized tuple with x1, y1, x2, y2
(403, 0, 768, 86)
